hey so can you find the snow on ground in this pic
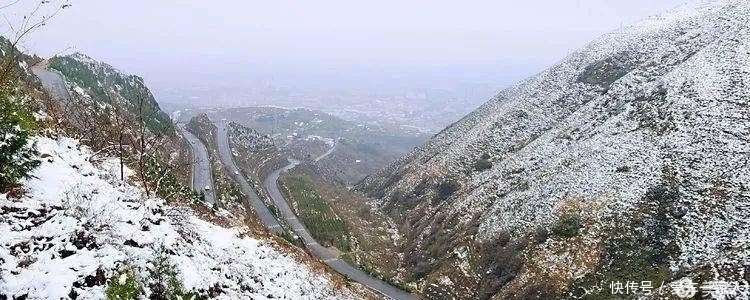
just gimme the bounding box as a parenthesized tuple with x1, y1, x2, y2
(0, 136, 359, 299)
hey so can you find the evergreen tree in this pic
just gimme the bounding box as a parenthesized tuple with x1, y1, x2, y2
(0, 91, 40, 192)
(147, 246, 197, 300)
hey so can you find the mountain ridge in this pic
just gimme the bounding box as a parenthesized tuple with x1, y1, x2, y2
(357, 1, 750, 298)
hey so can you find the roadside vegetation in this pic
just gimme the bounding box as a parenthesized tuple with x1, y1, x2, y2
(282, 176, 352, 251)
(279, 170, 407, 287)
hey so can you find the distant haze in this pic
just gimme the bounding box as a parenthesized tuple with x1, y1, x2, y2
(14, 0, 686, 104)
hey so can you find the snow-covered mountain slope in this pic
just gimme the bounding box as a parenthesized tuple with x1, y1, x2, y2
(0, 136, 362, 299)
(32, 51, 198, 205)
(48, 53, 172, 134)
(358, 1, 750, 299)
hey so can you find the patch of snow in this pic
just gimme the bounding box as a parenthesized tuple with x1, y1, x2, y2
(0, 136, 359, 299)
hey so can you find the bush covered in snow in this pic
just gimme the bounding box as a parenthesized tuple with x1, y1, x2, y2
(105, 267, 142, 300)
(550, 212, 582, 238)
(147, 245, 198, 300)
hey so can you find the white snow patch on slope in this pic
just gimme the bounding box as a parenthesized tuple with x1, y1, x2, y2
(0, 136, 358, 299)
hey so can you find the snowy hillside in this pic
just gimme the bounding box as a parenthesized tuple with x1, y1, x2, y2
(0, 136, 361, 299)
(48, 53, 172, 135)
(358, 0, 750, 299)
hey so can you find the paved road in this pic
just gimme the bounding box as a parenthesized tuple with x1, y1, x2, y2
(215, 121, 417, 299)
(264, 160, 419, 300)
(178, 126, 216, 204)
(215, 122, 284, 234)
(313, 139, 337, 162)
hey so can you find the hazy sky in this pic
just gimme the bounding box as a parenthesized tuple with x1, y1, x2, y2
(11, 0, 687, 95)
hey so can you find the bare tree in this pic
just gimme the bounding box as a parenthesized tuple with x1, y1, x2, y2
(113, 102, 129, 182)
(127, 85, 177, 199)
(133, 88, 157, 197)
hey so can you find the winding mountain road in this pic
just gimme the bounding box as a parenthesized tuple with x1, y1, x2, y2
(216, 121, 417, 300)
(215, 122, 284, 234)
(265, 161, 419, 300)
(313, 139, 337, 162)
(179, 125, 216, 204)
